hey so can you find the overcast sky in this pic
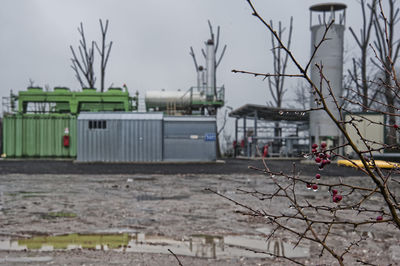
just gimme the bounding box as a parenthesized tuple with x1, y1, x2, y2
(1, 0, 367, 110)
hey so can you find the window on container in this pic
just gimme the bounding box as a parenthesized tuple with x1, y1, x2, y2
(88, 120, 107, 130)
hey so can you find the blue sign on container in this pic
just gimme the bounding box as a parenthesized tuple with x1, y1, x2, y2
(204, 133, 216, 141)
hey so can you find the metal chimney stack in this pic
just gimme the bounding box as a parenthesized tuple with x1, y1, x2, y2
(206, 39, 216, 101)
(309, 3, 347, 147)
(197, 66, 206, 93)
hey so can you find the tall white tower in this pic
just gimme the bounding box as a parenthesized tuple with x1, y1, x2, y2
(309, 3, 346, 146)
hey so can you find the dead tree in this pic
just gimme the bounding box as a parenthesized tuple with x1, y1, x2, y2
(371, 0, 400, 147)
(95, 19, 113, 92)
(348, 0, 378, 111)
(292, 80, 310, 110)
(70, 22, 96, 89)
(267, 17, 293, 109)
(266, 17, 293, 147)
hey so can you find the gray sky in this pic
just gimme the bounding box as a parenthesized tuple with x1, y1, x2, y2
(0, 0, 365, 115)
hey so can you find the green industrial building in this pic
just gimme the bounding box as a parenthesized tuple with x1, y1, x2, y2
(2, 86, 138, 158)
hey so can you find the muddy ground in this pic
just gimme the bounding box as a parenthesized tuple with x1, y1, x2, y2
(0, 159, 399, 265)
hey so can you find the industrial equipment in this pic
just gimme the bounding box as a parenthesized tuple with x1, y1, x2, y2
(2, 86, 138, 158)
(309, 3, 346, 146)
(4, 86, 138, 114)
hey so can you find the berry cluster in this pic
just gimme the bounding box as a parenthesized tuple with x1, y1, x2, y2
(306, 142, 343, 204)
(311, 142, 331, 170)
(332, 189, 342, 203)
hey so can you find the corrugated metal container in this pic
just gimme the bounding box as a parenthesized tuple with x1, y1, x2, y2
(2, 114, 77, 157)
(77, 112, 163, 162)
(163, 116, 217, 161)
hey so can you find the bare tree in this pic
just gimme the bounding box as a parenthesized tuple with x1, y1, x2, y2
(266, 17, 293, 141)
(267, 17, 293, 108)
(292, 80, 310, 110)
(70, 19, 113, 91)
(70, 23, 96, 89)
(347, 0, 378, 111)
(27, 78, 35, 88)
(371, 0, 400, 147)
(95, 19, 113, 92)
(216, 1, 400, 265)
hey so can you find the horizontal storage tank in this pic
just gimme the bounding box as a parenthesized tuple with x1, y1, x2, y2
(77, 112, 163, 162)
(163, 116, 217, 161)
(145, 90, 206, 111)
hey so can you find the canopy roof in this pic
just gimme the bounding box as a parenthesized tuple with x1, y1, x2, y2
(229, 104, 309, 122)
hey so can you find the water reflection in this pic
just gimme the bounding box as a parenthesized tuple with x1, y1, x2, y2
(0, 232, 309, 259)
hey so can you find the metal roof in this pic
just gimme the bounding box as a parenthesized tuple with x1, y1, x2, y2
(229, 104, 309, 122)
(78, 112, 164, 120)
(163, 116, 216, 122)
(310, 3, 347, 12)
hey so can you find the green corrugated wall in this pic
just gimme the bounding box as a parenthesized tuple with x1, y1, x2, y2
(3, 114, 77, 157)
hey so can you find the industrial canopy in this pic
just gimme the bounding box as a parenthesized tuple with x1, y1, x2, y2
(229, 104, 309, 122)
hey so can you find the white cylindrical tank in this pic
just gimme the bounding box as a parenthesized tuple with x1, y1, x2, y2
(206, 39, 216, 101)
(145, 90, 206, 111)
(309, 3, 346, 142)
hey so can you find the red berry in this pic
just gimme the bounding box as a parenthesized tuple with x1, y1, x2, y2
(332, 189, 338, 195)
(333, 194, 342, 203)
(315, 157, 322, 163)
(376, 215, 383, 221)
(321, 142, 327, 148)
(312, 143, 318, 149)
(312, 148, 317, 153)
(322, 159, 329, 165)
(306, 183, 312, 189)
(394, 124, 399, 129)
(315, 174, 321, 179)
(326, 154, 331, 159)
(312, 184, 318, 190)
(319, 153, 325, 158)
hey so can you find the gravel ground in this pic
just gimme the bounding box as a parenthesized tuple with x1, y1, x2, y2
(0, 159, 398, 265)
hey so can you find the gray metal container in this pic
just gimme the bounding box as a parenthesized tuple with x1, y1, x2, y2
(77, 112, 163, 162)
(163, 116, 217, 161)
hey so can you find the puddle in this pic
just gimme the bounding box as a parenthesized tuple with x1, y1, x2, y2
(0, 232, 309, 259)
(0, 256, 53, 263)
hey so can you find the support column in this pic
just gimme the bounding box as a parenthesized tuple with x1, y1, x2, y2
(243, 117, 247, 157)
(234, 118, 238, 157)
(253, 111, 258, 157)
